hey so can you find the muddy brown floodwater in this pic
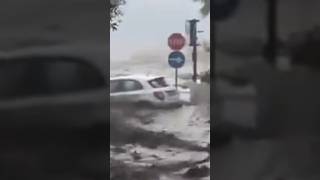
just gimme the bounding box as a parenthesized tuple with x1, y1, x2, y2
(110, 84, 210, 180)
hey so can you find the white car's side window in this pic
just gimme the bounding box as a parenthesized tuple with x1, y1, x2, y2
(122, 80, 143, 91)
(110, 80, 120, 93)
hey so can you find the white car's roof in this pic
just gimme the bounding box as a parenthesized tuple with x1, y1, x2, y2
(110, 74, 164, 81)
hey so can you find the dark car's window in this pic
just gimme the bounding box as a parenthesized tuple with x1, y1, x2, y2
(0, 56, 105, 99)
(148, 77, 168, 88)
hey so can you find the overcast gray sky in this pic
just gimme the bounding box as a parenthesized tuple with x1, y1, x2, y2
(110, 0, 210, 61)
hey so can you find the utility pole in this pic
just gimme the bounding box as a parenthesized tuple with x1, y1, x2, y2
(188, 19, 199, 82)
(265, 0, 278, 67)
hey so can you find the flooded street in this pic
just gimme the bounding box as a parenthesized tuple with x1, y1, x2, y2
(110, 1, 210, 178)
(110, 105, 210, 180)
(110, 74, 210, 180)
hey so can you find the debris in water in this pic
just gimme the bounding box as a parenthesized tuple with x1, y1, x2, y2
(131, 150, 142, 161)
(112, 146, 127, 153)
(183, 165, 210, 178)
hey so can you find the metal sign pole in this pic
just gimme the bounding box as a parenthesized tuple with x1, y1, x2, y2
(192, 45, 198, 82)
(175, 68, 178, 89)
(188, 19, 199, 82)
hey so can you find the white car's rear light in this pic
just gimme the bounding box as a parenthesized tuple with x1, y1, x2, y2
(153, 91, 165, 100)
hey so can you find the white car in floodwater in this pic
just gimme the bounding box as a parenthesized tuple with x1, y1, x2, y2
(110, 74, 185, 107)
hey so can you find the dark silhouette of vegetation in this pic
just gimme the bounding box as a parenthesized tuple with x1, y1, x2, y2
(110, 0, 126, 31)
(194, 0, 210, 16)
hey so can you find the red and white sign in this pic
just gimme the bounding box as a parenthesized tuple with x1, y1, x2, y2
(168, 33, 186, 50)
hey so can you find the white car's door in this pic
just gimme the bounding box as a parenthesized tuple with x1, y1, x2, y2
(110, 79, 145, 103)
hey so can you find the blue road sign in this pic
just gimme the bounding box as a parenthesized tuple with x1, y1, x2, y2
(168, 51, 185, 68)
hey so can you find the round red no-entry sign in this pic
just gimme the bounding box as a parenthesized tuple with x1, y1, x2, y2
(168, 33, 186, 50)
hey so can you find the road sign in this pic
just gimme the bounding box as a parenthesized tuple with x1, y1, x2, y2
(168, 51, 185, 68)
(168, 33, 186, 50)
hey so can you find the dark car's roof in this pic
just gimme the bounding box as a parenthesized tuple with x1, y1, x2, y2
(0, 45, 107, 75)
(0, 0, 107, 74)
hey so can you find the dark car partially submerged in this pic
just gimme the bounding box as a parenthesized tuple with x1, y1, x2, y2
(0, 46, 108, 128)
(0, 45, 108, 177)
(0, 0, 108, 177)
